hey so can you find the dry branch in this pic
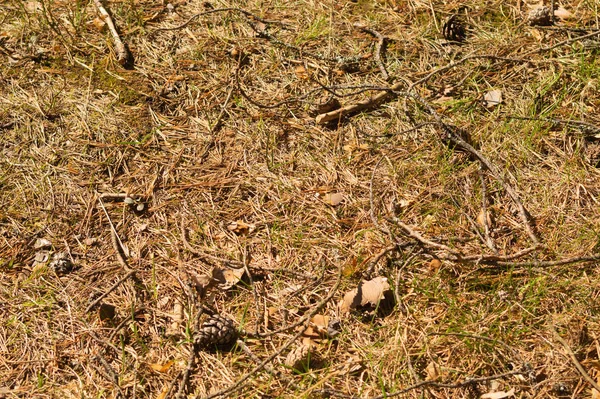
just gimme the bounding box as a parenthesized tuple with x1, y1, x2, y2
(354, 24, 389, 81)
(93, 0, 132, 67)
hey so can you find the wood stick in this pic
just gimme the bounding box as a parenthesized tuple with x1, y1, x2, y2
(93, 0, 132, 67)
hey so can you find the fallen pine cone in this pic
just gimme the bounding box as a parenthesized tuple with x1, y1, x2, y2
(527, 6, 553, 26)
(194, 314, 238, 350)
(442, 14, 466, 42)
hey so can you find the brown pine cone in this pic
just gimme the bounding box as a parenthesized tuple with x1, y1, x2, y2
(527, 6, 553, 26)
(442, 14, 466, 42)
(194, 314, 237, 349)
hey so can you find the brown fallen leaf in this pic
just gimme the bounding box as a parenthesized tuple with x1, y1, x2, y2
(295, 65, 310, 80)
(303, 314, 336, 338)
(483, 89, 502, 108)
(480, 388, 515, 399)
(339, 276, 392, 313)
(227, 220, 256, 235)
(476, 209, 494, 228)
(554, 7, 573, 20)
(425, 361, 440, 380)
(212, 266, 246, 289)
(322, 192, 344, 206)
(149, 361, 174, 373)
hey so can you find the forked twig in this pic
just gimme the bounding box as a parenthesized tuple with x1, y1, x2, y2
(355, 24, 389, 81)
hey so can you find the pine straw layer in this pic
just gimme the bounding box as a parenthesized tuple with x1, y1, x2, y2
(2, 0, 600, 398)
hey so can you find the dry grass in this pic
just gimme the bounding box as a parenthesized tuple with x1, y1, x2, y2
(2, 0, 600, 398)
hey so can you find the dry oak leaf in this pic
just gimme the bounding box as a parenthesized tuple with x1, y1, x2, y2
(339, 276, 391, 313)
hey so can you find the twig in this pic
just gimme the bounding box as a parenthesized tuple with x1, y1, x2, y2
(479, 168, 498, 254)
(85, 270, 136, 312)
(174, 343, 197, 399)
(551, 325, 600, 393)
(95, 352, 125, 398)
(355, 24, 389, 81)
(98, 197, 131, 270)
(180, 218, 316, 280)
(482, 253, 600, 268)
(317, 367, 527, 398)
(508, 115, 600, 134)
(525, 29, 600, 55)
(154, 7, 280, 32)
(387, 217, 462, 257)
(92, 0, 132, 67)
(444, 126, 540, 245)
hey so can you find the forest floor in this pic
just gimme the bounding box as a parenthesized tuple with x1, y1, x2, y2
(2, 0, 600, 398)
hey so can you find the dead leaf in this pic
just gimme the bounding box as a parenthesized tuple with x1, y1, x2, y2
(149, 361, 174, 373)
(425, 361, 440, 380)
(227, 220, 255, 235)
(339, 276, 391, 313)
(34, 238, 52, 250)
(303, 314, 335, 338)
(476, 209, 494, 228)
(295, 65, 310, 80)
(428, 259, 442, 272)
(323, 192, 344, 206)
(91, 17, 107, 32)
(212, 266, 246, 289)
(554, 7, 573, 20)
(480, 388, 515, 399)
(156, 386, 169, 399)
(189, 272, 215, 298)
(483, 89, 503, 108)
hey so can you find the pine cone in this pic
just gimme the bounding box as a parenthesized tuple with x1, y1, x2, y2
(194, 314, 237, 349)
(527, 6, 553, 26)
(442, 15, 466, 42)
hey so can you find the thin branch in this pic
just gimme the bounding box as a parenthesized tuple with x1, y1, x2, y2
(355, 24, 389, 81)
(387, 216, 462, 257)
(508, 115, 600, 134)
(479, 168, 498, 254)
(85, 270, 136, 312)
(92, 0, 132, 67)
(317, 367, 528, 399)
